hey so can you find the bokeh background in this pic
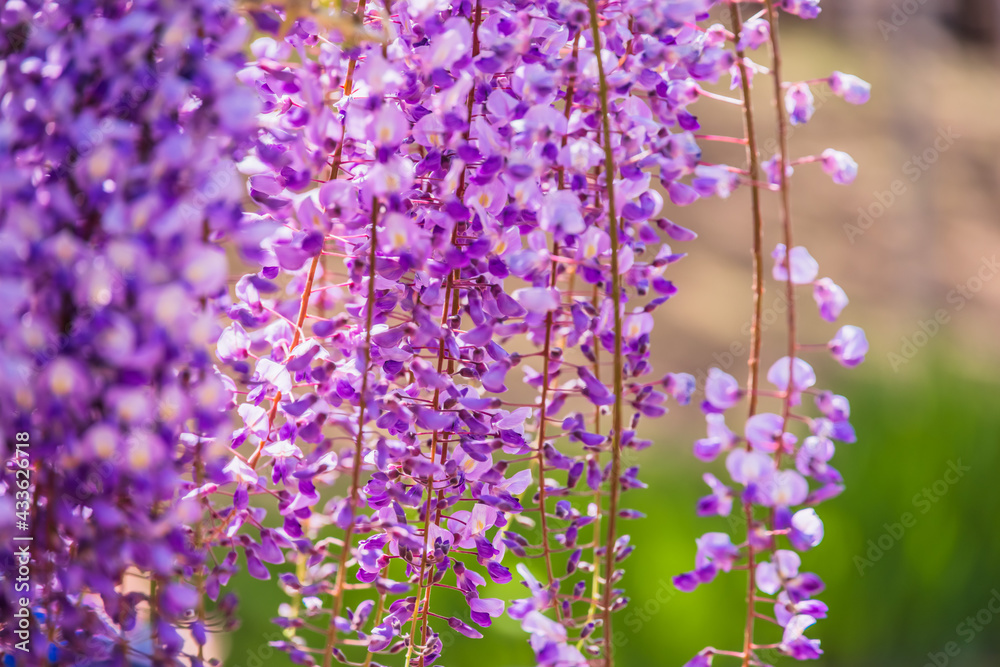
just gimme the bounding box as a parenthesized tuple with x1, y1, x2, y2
(225, 2, 1000, 665)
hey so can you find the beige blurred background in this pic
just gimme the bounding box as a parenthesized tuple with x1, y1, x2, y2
(661, 0, 1000, 389)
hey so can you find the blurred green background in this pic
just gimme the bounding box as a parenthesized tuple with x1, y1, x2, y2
(226, 362, 1000, 667)
(223, 4, 1000, 666)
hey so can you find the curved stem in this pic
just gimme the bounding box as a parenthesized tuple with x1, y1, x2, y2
(586, 3, 624, 664)
(414, 282, 459, 665)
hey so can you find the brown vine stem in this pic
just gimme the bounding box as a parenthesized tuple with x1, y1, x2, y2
(405, 280, 455, 667)
(321, 197, 379, 667)
(534, 251, 562, 623)
(411, 4, 483, 663)
(763, 0, 797, 436)
(728, 4, 766, 666)
(409, 282, 455, 666)
(532, 28, 580, 625)
(250, 0, 368, 471)
(579, 175, 604, 646)
(586, 2, 624, 664)
(255, 0, 367, 636)
(730, 5, 767, 421)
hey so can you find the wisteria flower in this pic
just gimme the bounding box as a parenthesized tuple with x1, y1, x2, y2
(829, 325, 869, 367)
(772, 244, 820, 284)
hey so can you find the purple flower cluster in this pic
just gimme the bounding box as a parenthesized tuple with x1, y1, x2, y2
(214, 0, 765, 665)
(0, 0, 870, 664)
(0, 0, 256, 662)
(671, 2, 871, 666)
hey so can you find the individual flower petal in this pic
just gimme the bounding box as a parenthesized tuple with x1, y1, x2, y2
(772, 244, 819, 285)
(726, 448, 776, 486)
(513, 287, 561, 314)
(820, 149, 858, 185)
(828, 71, 871, 104)
(813, 278, 849, 322)
(766, 470, 809, 508)
(785, 83, 815, 125)
(766, 356, 816, 405)
(539, 190, 585, 236)
(790, 508, 825, 550)
(703, 368, 741, 413)
(828, 325, 868, 367)
(745, 413, 785, 453)
(447, 617, 483, 639)
(737, 18, 770, 51)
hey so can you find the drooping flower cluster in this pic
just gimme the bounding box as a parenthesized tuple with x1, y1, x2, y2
(0, 0, 871, 665)
(670, 2, 871, 666)
(0, 0, 256, 662)
(214, 0, 767, 665)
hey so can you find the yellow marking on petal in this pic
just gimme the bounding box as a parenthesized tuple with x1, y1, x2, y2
(93, 429, 116, 460)
(196, 381, 221, 409)
(49, 363, 74, 396)
(128, 443, 152, 470)
(16, 387, 33, 410)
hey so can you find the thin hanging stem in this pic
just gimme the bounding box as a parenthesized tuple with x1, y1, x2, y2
(586, 2, 624, 664)
(763, 1, 798, 436)
(579, 178, 604, 646)
(534, 247, 562, 622)
(534, 26, 580, 623)
(321, 197, 379, 667)
(729, 3, 766, 664)
(251, 0, 369, 471)
(406, 279, 455, 666)
(409, 4, 483, 663)
(730, 7, 767, 421)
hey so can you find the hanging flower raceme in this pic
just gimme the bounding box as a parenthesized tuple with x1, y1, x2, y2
(671, 2, 871, 666)
(0, 0, 257, 662)
(217, 0, 745, 665)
